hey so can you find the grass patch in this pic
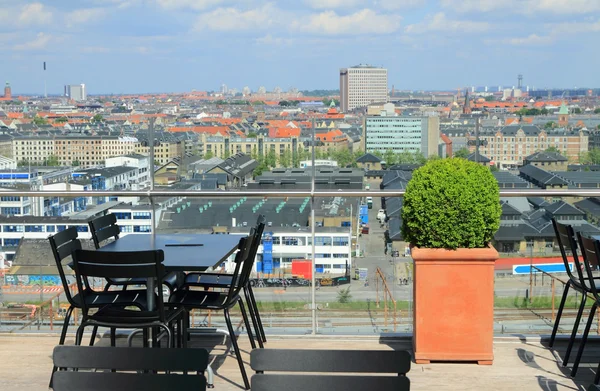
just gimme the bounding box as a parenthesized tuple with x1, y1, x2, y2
(494, 295, 591, 309)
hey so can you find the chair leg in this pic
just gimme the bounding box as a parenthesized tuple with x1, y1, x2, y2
(89, 326, 98, 346)
(571, 304, 597, 377)
(75, 322, 89, 346)
(244, 289, 263, 348)
(49, 306, 74, 388)
(224, 308, 250, 390)
(110, 327, 116, 347)
(563, 294, 587, 366)
(549, 281, 571, 347)
(594, 359, 600, 385)
(238, 298, 257, 349)
(248, 285, 266, 343)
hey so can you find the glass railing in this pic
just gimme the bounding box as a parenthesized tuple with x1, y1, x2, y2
(1, 189, 600, 338)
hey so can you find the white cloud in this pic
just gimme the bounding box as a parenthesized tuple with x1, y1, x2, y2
(374, 0, 425, 10)
(296, 9, 401, 35)
(255, 34, 293, 45)
(13, 32, 52, 51)
(18, 3, 52, 25)
(193, 4, 278, 31)
(156, 0, 226, 10)
(441, 0, 600, 14)
(81, 46, 111, 53)
(549, 20, 600, 34)
(66, 8, 108, 27)
(503, 34, 554, 45)
(405, 12, 489, 34)
(304, 0, 360, 9)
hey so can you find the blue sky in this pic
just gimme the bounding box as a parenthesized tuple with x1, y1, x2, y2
(1, 0, 599, 94)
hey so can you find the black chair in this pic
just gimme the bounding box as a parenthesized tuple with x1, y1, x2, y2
(183, 215, 267, 347)
(550, 219, 597, 368)
(48, 227, 148, 387)
(169, 234, 258, 390)
(52, 345, 208, 391)
(571, 233, 600, 378)
(250, 349, 411, 391)
(88, 214, 182, 293)
(72, 248, 185, 348)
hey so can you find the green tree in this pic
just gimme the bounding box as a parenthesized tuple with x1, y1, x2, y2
(322, 98, 340, 106)
(484, 96, 495, 102)
(383, 149, 397, 166)
(334, 148, 353, 168)
(253, 161, 269, 177)
(414, 152, 427, 164)
(92, 114, 104, 123)
(583, 148, 600, 165)
(223, 149, 231, 159)
(266, 149, 277, 167)
(203, 150, 214, 159)
(55, 117, 68, 123)
(247, 132, 258, 138)
(594, 108, 600, 114)
(279, 147, 292, 168)
(397, 151, 416, 164)
(540, 108, 549, 115)
(33, 116, 47, 126)
(279, 100, 291, 107)
(545, 146, 561, 154)
(251, 101, 265, 105)
(336, 287, 352, 303)
(573, 108, 582, 114)
(544, 121, 557, 129)
(72, 160, 81, 167)
(490, 164, 499, 172)
(44, 155, 60, 166)
(251, 145, 259, 161)
(454, 147, 470, 159)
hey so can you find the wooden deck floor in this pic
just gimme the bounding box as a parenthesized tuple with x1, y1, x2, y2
(1, 333, 598, 390)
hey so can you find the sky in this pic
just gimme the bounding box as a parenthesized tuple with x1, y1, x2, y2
(1, 0, 599, 94)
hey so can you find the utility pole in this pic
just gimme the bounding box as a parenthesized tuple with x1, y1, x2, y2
(310, 116, 317, 335)
(475, 116, 480, 164)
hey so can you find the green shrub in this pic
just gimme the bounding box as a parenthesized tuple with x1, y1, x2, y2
(401, 158, 501, 249)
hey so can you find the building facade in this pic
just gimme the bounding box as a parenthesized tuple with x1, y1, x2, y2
(363, 115, 440, 157)
(65, 84, 87, 101)
(340, 65, 388, 112)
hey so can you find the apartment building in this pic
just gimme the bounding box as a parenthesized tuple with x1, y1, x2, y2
(12, 137, 55, 164)
(467, 125, 588, 169)
(364, 115, 440, 157)
(340, 64, 388, 112)
(135, 140, 183, 165)
(201, 134, 300, 164)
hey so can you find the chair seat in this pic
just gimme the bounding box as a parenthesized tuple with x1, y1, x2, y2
(168, 289, 232, 310)
(90, 305, 185, 325)
(184, 272, 233, 288)
(110, 271, 184, 291)
(73, 289, 149, 309)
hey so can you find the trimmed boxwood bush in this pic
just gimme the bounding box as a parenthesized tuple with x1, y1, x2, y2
(401, 158, 501, 250)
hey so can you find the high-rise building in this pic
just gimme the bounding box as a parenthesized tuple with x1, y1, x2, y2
(363, 114, 440, 157)
(340, 64, 388, 112)
(64, 84, 87, 101)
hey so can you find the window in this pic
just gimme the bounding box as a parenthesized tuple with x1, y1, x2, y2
(25, 225, 44, 232)
(46, 225, 55, 233)
(70, 225, 89, 233)
(113, 212, 132, 220)
(1, 207, 21, 215)
(57, 225, 67, 232)
(0, 196, 21, 202)
(3, 225, 24, 232)
(133, 212, 151, 219)
(120, 225, 133, 233)
(333, 237, 349, 246)
(133, 225, 151, 232)
(3, 238, 20, 247)
(315, 236, 332, 246)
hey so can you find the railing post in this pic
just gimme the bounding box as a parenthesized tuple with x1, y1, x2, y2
(49, 301, 53, 330)
(551, 278, 556, 322)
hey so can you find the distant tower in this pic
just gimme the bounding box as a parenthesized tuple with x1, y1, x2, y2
(463, 88, 472, 114)
(518, 74, 523, 90)
(4, 82, 11, 99)
(558, 103, 570, 127)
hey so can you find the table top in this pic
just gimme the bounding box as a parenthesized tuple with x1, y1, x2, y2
(97, 233, 244, 272)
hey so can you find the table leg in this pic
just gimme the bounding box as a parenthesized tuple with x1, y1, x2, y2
(147, 277, 156, 310)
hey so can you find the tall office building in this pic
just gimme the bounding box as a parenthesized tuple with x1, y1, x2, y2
(340, 64, 388, 112)
(364, 114, 440, 157)
(64, 84, 87, 101)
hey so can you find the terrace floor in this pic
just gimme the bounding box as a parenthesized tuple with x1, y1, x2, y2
(1, 332, 599, 390)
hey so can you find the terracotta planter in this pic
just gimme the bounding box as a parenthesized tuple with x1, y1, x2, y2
(411, 244, 499, 365)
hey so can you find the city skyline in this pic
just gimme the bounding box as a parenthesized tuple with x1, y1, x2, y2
(1, 0, 599, 94)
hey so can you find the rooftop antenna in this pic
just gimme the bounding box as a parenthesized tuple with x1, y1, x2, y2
(518, 74, 523, 90)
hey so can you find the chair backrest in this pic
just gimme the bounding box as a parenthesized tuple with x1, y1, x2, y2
(52, 346, 208, 391)
(250, 349, 411, 391)
(48, 227, 82, 306)
(223, 233, 255, 306)
(576, 233, 600, 299)
(72, 249, 166, 318)
(552, 218, 585, 284)
(88, 214, 120, 250)
(237, 215, 266, 289)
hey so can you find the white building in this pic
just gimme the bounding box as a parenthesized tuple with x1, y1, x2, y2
(65, 84, 87, 101)
(340, 64, 388, 112)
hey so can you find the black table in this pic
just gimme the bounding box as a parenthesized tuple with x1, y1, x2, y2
(97, 233, 244, 272)
(97, 233, 244, 308)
